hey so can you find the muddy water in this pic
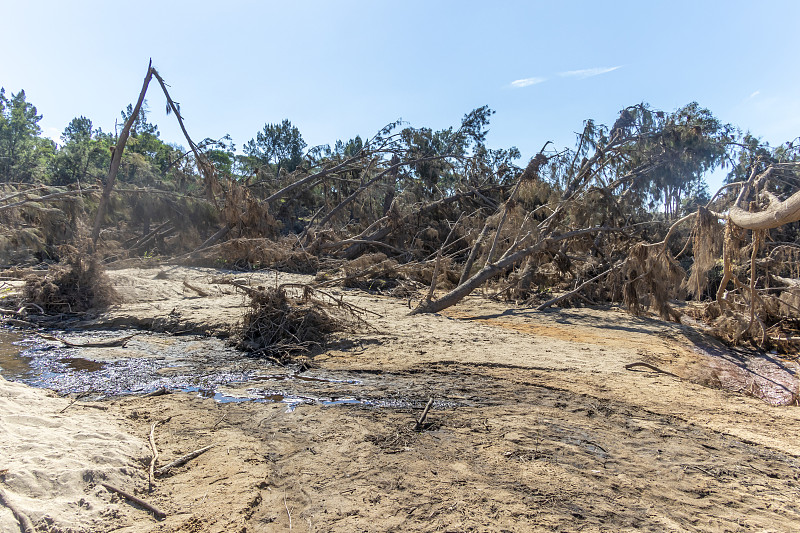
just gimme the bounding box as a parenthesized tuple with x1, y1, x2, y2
(0, 328, 463, 411)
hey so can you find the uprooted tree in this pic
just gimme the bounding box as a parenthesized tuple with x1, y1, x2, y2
(3, 61, 800, 354)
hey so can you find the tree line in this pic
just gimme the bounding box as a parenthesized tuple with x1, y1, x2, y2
(4, 82, 794, 223)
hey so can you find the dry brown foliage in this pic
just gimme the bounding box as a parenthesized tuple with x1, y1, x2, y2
(188, 238, 318, 273)
(22, 247, 118, 313)
(235, 284, 369, 363)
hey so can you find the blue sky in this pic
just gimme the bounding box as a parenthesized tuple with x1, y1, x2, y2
(2, 1, 798, 192)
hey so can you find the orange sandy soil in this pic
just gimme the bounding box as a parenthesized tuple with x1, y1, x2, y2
(2, 266, 799, 532)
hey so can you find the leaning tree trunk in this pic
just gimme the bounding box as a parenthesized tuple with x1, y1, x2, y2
(91, 61, 153, 247)
(410, 227, 611, 315)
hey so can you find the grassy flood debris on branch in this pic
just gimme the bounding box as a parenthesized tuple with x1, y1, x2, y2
(21, 247, 118, 314)
(234, 282, 373, 365)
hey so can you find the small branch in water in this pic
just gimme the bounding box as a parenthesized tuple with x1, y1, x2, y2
(39, 334, 135, 348)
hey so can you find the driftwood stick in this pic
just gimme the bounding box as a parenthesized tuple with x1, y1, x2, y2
(100, 482, 166, 520)
(624, 362, 679, 378)
(414, 397, 435, 431)
(183, 279, 210, 297)
(0, 488, 36, 533)
(155, 445, 215, 477)
(39, 334, 135, 348)
(148, 421, 160, 492)
(284, 490, 293, 530)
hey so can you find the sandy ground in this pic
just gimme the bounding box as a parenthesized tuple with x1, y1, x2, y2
(2, 265, 800, 532)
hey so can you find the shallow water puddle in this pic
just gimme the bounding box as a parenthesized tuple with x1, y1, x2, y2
(0, 328, 461, 411)
(0, 331, 32, 380)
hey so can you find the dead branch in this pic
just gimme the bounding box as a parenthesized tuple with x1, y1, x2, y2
(38, 334, 134, 348)
(729, 181, 800, 229)
(148, 421, 160, 492)
(459, 218, 492, 285)
(311, 154, 461, 233)
(536, 260, 625, 310)
(151, 69, 219, 202)
(414, 397, 435, 431)
(155, 445, 215, 477)
(183, 280, 210, 297)
(100, 483, 166, 520)
(624, 362, 678, 378)
(411, 226, 617, 315)
(0, 187, 99, 212)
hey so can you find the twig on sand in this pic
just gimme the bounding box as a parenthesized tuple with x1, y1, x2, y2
(183, 279, 210, 297)
(624, 362, 678, 378)
(59, 392, 94, 414)
(147, 419, 170, 491)
(212, 413, 227, 430)
(149, 422, 159, 492)
(414, 397, 435, 431)
(100, 482, 167, 520)
(156, 445, 215, 477)
(284, 490, 293, 530)
(0, 487, 36, 533)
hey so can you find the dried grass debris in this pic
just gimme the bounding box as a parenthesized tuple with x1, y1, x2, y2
(234, 283, 371, 363)
(22, 248, 118, 313)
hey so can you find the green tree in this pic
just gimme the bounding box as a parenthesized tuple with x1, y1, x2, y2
(0, 88, 49, 182)
(573, 102, 731, 219)
(52, 116, 112, 185)
(243, 119, 307, 180)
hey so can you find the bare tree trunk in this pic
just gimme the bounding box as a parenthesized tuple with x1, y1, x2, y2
(729, 182, 800, 229)
(150, 69, 219, 203)
(91, 60, 153, 247)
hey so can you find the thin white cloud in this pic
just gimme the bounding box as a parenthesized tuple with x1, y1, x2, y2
(748, 90, 760, 99)
(510, 77, 547, 88)
(559, 66, 621, 79)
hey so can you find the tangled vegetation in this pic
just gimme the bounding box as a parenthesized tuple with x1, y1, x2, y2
(2, 62, 800, 356)
(235, 283, 370, 364)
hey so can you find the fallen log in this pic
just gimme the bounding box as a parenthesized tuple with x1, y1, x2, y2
(39, 334, 135, 348)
